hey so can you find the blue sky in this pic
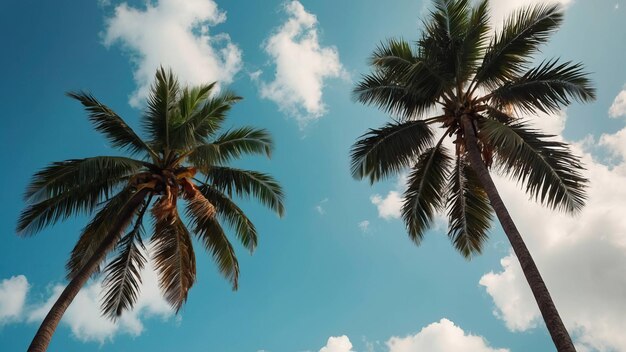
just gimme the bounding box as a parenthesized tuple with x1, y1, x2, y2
(1, 0, 626, 351)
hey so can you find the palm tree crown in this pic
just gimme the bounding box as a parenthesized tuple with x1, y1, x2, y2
(351, 0, 594, 258)
(18, 68, 285, 318)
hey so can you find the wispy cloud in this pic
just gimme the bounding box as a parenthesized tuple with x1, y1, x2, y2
(103, 0, 242, 107)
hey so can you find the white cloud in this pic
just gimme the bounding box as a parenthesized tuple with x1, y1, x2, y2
(609, 86, 626, 118)
(0, 275, 29, 325)
(3, 251, 172, 343)
(319, 335, 354, 352)
(479, 116, 626, 350)
(258, 1, 347, 126)
(386, 319, 508, 352)
(316, 198, 329, 215)
(316, 319, 506, 352)
(358, 220, 371, 233)
(371, 192, 403, 220)
(103, 0, 242, 107)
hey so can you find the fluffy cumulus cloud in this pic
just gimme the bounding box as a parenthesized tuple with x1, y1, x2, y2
(0, 275, 29, 325)
(386, 319, 508, 352)
(370, 174, 409, 220)
(609, 86, 626, 118)
(103, 0, 242, 106)
(319, 335, 354, 352)
(257, 1, 347, 126)
(479, 115, 626, 351)
(0, 255, 172, 343)
(317, 319, 506, 352)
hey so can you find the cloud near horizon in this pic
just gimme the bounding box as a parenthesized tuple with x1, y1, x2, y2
(0, 256, 172, 343)
(317, 319, 507, 352)
(103, 0, 242, 107)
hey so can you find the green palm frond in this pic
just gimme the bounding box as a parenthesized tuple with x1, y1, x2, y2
(24, 157, 146, 203)
(177, 83, 217, 122)
(370, 38, 416, 75)
(169, 89, 242, 150)
(204, 167, 285, 217)
(185, 196, 239, 290)
(480, 118, 587, 212)
(424, 0, 472, 80)
(66, 188, 136, 279)
(143, 67, 180, 150)
(402, 144, 452, 243)
(101, 198, 150, 319)
(488, 59, 596, 115)
(198, 184, 258, 252)
(151, 210, 196, 312)
(66, 92, 157, 159)
(188, 127, 273, 167)
(446, 156, 493, 258)
(457, 0, 490, 81)
(474, 3, 562, 88)
(350, 120, 434, 183)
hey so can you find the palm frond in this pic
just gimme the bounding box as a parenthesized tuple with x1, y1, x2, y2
(350, 120, 434, 183)
(186, 204, 239, 290)
(24, 157, 146, 203)
(474, 3, 563, 88)
(67, 92, 157, 159)
(203, 167, 285, 217)
(150, 208, 196, 312)
(188, 127, 272, 168)
(446, 155, 493, 258)
(101, 198, 150, 319)
(65, 188, 136, 279)
(402, 144, 452, 243)
(480, 118, 587, 212)
(488, 59, 596, 115)
(457, 0, 490, 81)
(197, 184, 258, 252)
(169, 89, 242, 150)
(143, 67, 180, 151)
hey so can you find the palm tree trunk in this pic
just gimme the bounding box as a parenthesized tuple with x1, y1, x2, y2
(462, 117, 576, 352)
(27, 189, 150, 352)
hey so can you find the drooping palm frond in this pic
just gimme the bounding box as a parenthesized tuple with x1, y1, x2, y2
(198, 184, 258, 252)
(151, 209, 196, 312)
(446, 156, 493, 258)
(203, 167, 285, 217)
(488, 59, 596, 115)
(473, 3, 563, 89)
(402, 144, 452, 243)
(480, 118, 587, 212)
(350, 120, 434, 183)
(66, 188, 136, 278)
(17, 176, 132, 236)
(101, 197, 151, 319)
(23, 157, 146, 203)
(66, 92, 157, 159)
(143, 67, 180, 150)
(186, 203, 239, 290)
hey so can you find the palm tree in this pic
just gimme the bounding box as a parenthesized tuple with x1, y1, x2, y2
(350, 1, 594, 351)
(18, 68, 285, 352)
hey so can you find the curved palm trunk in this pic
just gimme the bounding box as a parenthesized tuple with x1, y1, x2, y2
(462, 117, 576, 352)
(27, 189, 150, 352)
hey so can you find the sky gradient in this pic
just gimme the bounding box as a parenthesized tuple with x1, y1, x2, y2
(1, 0, 626, 351)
